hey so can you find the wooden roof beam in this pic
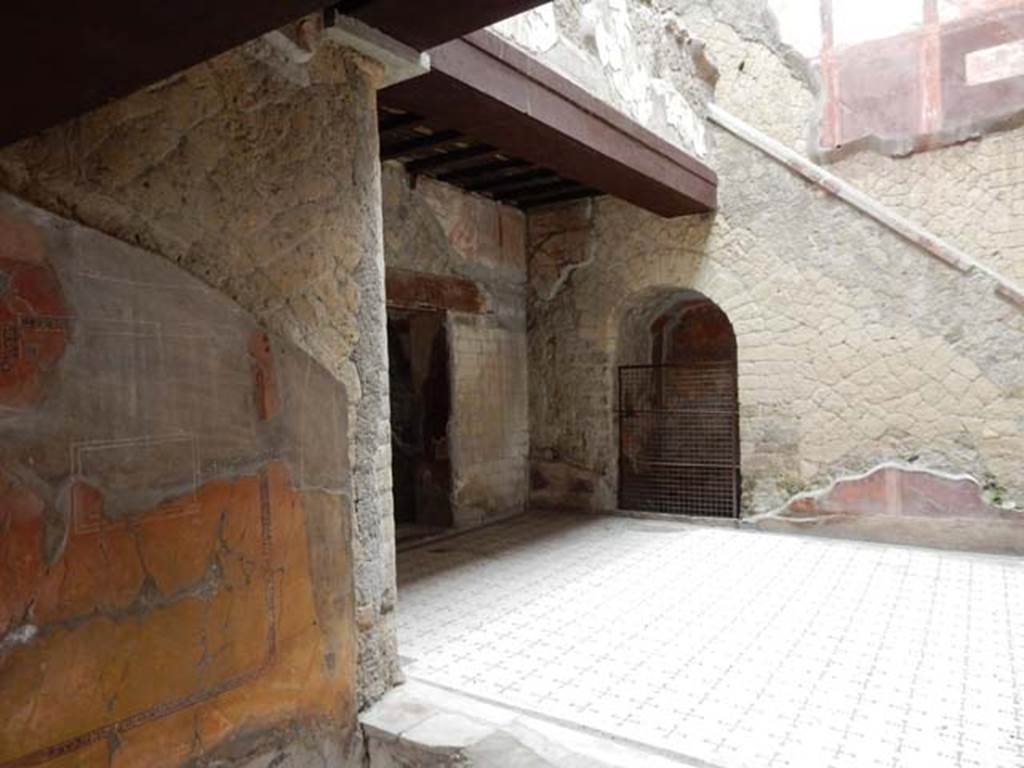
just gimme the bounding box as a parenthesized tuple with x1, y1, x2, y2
(380, 129, 463, 160)
(380, 31, 717, 217)
(403, 144, 498, 174)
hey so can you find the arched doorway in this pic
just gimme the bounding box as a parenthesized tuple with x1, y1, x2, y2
(617, 290, 740, 517)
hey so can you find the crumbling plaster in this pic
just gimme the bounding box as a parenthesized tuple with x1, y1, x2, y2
(694, 0, 1024, 286)
(526, 3, 1024, 517)
(0, 29, 400, 716)
(490, 0, 715, 159)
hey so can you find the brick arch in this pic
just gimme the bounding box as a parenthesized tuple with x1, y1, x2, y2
(611, 287, 741, 517)
(657, 297, 735, 358)
(610, 285, 737, 367)
(551, 280, 744, 511)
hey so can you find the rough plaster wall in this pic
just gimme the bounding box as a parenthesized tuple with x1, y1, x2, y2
(829, 130, 1024, 287)
(382, 166, 530, 526)
(687, 0, 1024, 286)
(0, 194, 360, 767)
(667, 0, 819, 152)
(512, 0, 1024, 521)
(0, 34, 399, 712)
(490, 0, 715, 158)
(528, 123, 1024, 514)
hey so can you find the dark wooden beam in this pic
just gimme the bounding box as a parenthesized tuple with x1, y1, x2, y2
(380, 130, 462, 160)
(0, 0, 331, 147)
(381, 31, 717, 217)
(404, 144, 497, 174)
(379, 111, 423, 132)
(517, 187, 601, 209)
(1, 1, 550, 147)
(386, 268, 485, 313)
(473, 170, 559, 194)
(339, 0, 550, 51)
(492, 178, 582, 202)
(435, 158, 529, 184)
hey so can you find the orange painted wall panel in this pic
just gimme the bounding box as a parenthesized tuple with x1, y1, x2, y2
(0, 196, 356, 767)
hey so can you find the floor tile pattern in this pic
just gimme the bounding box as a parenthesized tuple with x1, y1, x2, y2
(397, 514, 1024, 768)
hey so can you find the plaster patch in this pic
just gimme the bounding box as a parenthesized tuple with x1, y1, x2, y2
(966, 38, 1024, 85)
(0, 624, 37, 656)
(755, 462, 1015, 523)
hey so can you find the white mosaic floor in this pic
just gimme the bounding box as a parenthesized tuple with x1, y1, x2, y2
(397, 513, 1024, 768)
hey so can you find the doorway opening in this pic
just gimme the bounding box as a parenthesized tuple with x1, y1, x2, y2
(617, 290, 740, 517)
(387, 307, 453, 542)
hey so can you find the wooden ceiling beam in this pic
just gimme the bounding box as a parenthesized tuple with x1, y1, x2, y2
(517, 186, 601, 209)
(378, 111, 423, 132)
(404, 144, 497, 174)
(381, 30, 717, 217)
(435, 157, 529, 184)
(380, 130, 462, 160)
(474, 170, 561, 195)
(1, 1, 549, 147)
(1, 0, 330, 147)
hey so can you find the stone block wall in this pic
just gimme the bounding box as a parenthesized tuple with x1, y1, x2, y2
(528, 146, 1023, 516)
(830, 125, 1024, 287)
(448, 316, 530, 528)
(382, 166, 530, 527)
(0, 27, 399, 763)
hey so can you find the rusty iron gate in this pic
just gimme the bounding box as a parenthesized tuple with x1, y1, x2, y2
(618, 364, 739, 517)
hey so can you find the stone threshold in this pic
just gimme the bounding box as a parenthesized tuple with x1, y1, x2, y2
(360, 678, 715, 767)
(395, 509, 532, 554)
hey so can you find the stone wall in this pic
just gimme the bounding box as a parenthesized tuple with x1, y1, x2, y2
(696, 0, 1024, 287)
(448, 317, 530, 527)
(382, 165, 530, 527)
(830, 124, 1024, 287)
(526, 3, 1024, 524)
(0, 194, 359, 767)
(0, 28, 399, 762)
(490, 0, 715, 160)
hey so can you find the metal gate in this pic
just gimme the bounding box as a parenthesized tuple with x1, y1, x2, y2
(618, 363, 739, 517)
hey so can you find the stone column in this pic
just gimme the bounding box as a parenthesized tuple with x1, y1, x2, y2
(0, 21, 401, 709)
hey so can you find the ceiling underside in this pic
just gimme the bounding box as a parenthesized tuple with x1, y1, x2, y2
(378, 32, 717, 217)
(0, 1, 548, 148)
(1, 1, 717, 218)
(338, 0, 549, 51)
(378, 111, 601, 210)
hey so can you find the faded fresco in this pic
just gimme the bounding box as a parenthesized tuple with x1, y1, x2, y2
(0, 194, 357, 767)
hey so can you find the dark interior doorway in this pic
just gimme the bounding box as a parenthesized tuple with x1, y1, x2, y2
(618, 292, 740, 517)
(387, 307, 453, 541)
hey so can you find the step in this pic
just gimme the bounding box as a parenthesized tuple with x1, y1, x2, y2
(360, 679, 713, 768)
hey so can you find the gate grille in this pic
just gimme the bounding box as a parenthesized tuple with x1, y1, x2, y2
(618, 364, 739, 517)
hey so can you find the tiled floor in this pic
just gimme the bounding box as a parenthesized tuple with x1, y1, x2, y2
(397, 513, 1024, 768)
